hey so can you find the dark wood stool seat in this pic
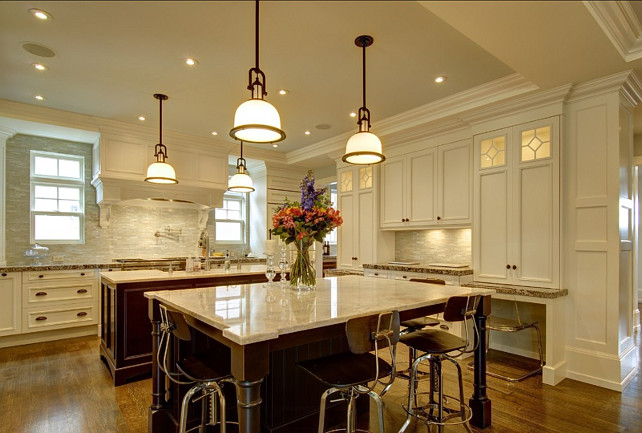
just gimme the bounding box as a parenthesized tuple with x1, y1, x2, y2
(400, 328, 467, 354)
(298, 352, 393, 388)
(177, 350, 232, 383)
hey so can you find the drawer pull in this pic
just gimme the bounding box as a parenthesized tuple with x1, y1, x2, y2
(80, 272, 86, 276)
(35, 292, 48, 297)
(77, 312, 88, 317)
(77, 289, 88, 294)
(35, 316, 47, 321)
(39, 274, 44, 278)
(1, 273, 7, 277)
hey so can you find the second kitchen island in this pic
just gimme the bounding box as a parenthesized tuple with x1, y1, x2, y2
(100, 265, 268, 385)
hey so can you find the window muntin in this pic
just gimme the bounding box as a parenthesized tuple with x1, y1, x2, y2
(30, 151, 85, 244)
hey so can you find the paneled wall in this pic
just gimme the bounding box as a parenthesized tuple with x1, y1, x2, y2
(394, 228, 471, 264)
(4, 134, 222, 264)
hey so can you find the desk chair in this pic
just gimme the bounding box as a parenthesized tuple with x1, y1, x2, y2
(398, 295, 481, 433)
(158, 305, 237, 433)
(298, 311, 400, 433)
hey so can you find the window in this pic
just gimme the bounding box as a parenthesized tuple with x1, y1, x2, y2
(325, 183, 338, 245)
(30, 151, 85, 244)
(214, 192, 247, 244)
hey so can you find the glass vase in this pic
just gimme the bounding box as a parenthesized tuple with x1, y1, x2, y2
(290, 238, 316, 291)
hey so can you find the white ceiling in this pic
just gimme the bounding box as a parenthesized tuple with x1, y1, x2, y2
(1, 1, 642, 168)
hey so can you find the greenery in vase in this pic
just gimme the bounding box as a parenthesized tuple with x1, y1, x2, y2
(271, 171, 343, 287)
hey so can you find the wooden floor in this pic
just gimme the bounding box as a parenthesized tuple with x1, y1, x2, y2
(1, 315, 641, 433)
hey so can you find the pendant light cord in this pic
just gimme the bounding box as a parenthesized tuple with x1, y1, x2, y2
(255, 0, 260, 69)
(158, 96, 163, 145)
(362, 39, 366, 110)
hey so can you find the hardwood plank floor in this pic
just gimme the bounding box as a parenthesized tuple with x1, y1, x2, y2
(0, 311, 640, 433)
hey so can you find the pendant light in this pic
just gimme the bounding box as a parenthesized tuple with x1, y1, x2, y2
(229, 0, 286, 144)
(145, 93, 178, 184)
(342, 35, 385, 165)
(228, 141, 255, 193)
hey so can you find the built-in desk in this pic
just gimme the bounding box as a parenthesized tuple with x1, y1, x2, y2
(463, 282, 568, 385)
(146, 276, 495, 433)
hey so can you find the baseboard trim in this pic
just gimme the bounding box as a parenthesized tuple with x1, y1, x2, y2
(565, 344, 638, 391)
(0, 325, 97, 348)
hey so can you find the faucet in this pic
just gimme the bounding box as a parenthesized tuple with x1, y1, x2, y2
(229, 250, 242, 270)
(198, 230, 210, 271)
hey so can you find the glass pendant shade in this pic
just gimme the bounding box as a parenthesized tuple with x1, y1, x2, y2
(231, 99, 285, 143)
(228, 171, 255, 192)
(145, 161, 178, 184)
(343, 131, 384, 165)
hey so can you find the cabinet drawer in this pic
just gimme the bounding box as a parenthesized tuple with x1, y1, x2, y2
(25, 269, 96, 282)
(364, 269, 389, 278)
(267, 189, 298, 204)
(389, 271, 457, 285)
(24, 282, 94, 307)
(267, 176, 301, 191)
(23, 304, 96, 332)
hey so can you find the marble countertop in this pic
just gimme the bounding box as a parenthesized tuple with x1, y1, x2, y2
(100, 264, 267, 284)
(363, 263, 473, 276)
(462, 282, 568, 299)
(144, 275, 494, 346)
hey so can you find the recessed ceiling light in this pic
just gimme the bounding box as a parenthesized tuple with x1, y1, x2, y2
(211, 131, 218, 136)
(138, 116, 146, 121)
(185, 58, 198, 66)
(272, 144, 278, 148)
(434, 76, 447, 83)
(22, 43, 56, 58)
(278, 89, 289, 95)
(349, 112, 356, 118)
(29, 8, 53, 20)
(33, 63, 48, 71)
(34, 95, 45, 101)
(304, 131, 311, 135)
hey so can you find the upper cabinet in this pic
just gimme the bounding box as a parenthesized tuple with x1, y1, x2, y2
(380, 139, 471, 229)
(337, 165, 394, 269)
(473, 117, 559, 288)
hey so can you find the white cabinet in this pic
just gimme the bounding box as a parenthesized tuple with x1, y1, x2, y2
(21, 269, 98, 333)
(0, 272, 21, 337)
(380, 140, 471, 229)
(337, 165, 394, 269)
(473, 117, 559, 288)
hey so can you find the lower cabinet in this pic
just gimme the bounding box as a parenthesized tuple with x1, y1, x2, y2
(0, 272, 21, 337)
(100, 273, 267, 386)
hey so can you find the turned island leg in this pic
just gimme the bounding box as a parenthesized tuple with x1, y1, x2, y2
(469, 294, 492, 428)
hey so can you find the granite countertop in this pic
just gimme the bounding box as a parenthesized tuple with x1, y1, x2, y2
(462, 282, 568, 299)
(100, 264, 267, 284)
(324, 269, 364, 277)
(145, 275, 495, 345)
(0, 257, 266, 273)
(363, 263, 473, 276)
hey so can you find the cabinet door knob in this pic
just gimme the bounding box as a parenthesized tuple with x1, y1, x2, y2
(1, 273, 7, 277)
(80, 272, 86, 276)
(437, 216, 441, 221)
(35, 316, 47, 321)
(77, 289, 88, 294)
(374, 273, 378, 276)
(512, 265, 517, 270)
(77, 312, 88, 317)
(38, 275, 44, 278)
(35, 292, 47, 297)
(506, 264, 511, 269)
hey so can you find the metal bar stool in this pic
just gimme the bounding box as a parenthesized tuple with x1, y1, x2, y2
(297, 310, 400, 433)
(396, 278, 445, 382)
(158, 305, 238, 433)
(467, 299, 544, 382)
(398, 295, 481, 433)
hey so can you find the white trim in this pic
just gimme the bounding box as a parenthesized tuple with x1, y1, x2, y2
(583, 1, 642, 62)
(0, 127, 15, 266)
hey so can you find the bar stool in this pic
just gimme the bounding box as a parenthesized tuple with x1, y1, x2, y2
(398, 295, 480, 433)
(467, 299, 544, 382)
(297, 310, 400, 433)
(396, 278, 445, 382)
(158, 304, 238, 433)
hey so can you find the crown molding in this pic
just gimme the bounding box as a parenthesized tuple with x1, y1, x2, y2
(583, 1, 642, 62)
(287, 73, 537, 165)
(567, 69, 642, 105)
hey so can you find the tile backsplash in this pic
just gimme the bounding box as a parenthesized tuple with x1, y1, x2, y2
(395, 228, 471, 264)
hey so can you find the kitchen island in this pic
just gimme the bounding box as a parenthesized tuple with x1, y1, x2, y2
(145, 275, 494, 433)
(100, 265, 268, 385)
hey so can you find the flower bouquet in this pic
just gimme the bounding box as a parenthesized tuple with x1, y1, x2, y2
(271, 171, 343, 289)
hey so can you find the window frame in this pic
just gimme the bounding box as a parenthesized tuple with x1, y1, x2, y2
(29, 151, 85, 245)
(214, 192, 247, 245)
